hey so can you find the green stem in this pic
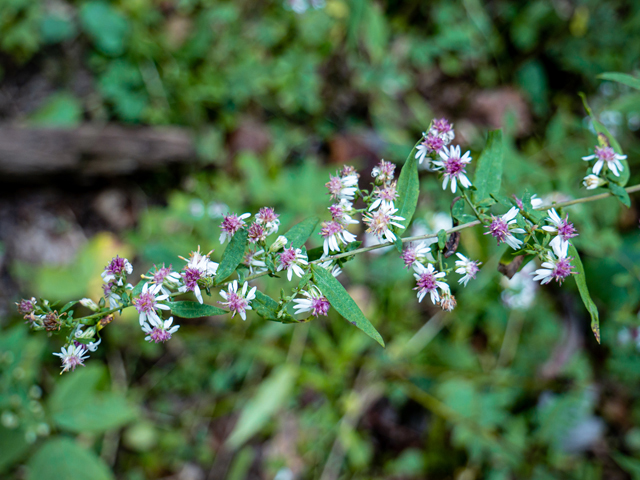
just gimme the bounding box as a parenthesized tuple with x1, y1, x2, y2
(461, 190, 483, 221)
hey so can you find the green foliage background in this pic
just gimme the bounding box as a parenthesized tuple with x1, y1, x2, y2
(2, 0, 640, 478)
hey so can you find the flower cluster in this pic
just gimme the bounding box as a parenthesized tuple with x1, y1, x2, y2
(416, 118, 455, 166)
(363, 159, 405, 243)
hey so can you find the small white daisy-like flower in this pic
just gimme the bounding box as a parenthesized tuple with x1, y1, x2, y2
(401, 242, 433, 268)
(432, 145, 473, 193)
(582, 174, 606, 190)
(531, 241, 577, 285)
(329, 200, 359, 225)
(219, 213, 251, 243)
(150, 264, 182, 296)
(415, 133, 446, 166)
(101, 256, 133, 285)
(53, 344, 90, 373)
(277, 247, 309, 281)
(142, 316, 180, 343)
(102, 281, 122, 309)
(429, 118, 455, 144)
(319, 221, 357, 255)
(484, 206, 526, 250)
(582, 146, 627, 177)
(369, 181, 399, 211)
(219, 281, 257, 321)
(132, 283, 171, 326)
(454, 253, 482, 287)
(371, 159, 396, 184)
(363, 204, 405, 243)
(292, 286, 330, 317)
(325, 171, 359, 201)
(183, 247, 219, 277)
(413, 263, 449, 305)
(255, 207, 280, 235)
(244, 248, 267, 274)
(530, 194, 544, 209)
(541, 208, 578, 251)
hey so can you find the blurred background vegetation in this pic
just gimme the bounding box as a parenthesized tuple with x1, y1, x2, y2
(1, 0, 640, 478)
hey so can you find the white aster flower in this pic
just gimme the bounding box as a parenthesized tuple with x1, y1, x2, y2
(432, 145, 473, 193)
(292, 286, 330, 317)
(319, 221, 357, 255)
(363, 204, 405, 243)
(142, 316, 180, 343)
(132, 283, 171, 326)
(454, 253, 482, 287)
(582, 146, 626, 177)
(53, 344, 90, 373)
(484, 207, 526, 250)
(413, 263, 448, 305)
(219, 280, 257, 321)
(277, 247, 309, 281)
(541, 208, 578, 251)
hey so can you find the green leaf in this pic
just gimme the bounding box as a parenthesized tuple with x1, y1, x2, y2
(131, 280, 147, 298)
(283, 216, 319, 249)
(251, 291, 297, 323)
(215, 229, 249, 285)
(395, 139, 421, 231)
(311, 265, 384, 347)
(79, 1, 129, 56)
(49, 365, 137, 434)
(165, 301, 227, 318)
(0, 426, 30, 473)
(27, 437, 114, 480)
(306, 246, 324, 262)
(473, 130, 503, 203)
(60, 300, 77, 313)
(568, 245, 600, 343)
(579, 93, 629, 186)
(608, 183, 631, 207)
(226, 365, 297, 450)
(598, 72, 640, 91)
(437, 229, 447, 250)
(52, 393, 137, 434)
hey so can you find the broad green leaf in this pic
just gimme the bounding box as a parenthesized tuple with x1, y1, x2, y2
(49, 365, 136, 434)
(79, 1, 129, 56)
(568, 245, 600, 343)
(49, 365, 103, 413)
(166, 301, 227, 318)
(311, 265, 384, 347)
(608, 183, 631, 208)
(473, 130, 503, 203)
(394, 139, 421, 235)
(437, 229, 447, 250)
(52, 393, 137, 434)
(283, 216, 319, 249)
(0, 426, 30, 473)
(251, 291, 297, 323)
(215, 229, 249, 285)
(28, 437, 114, 480)
(598, 72, 640, 91)
(226, 365, 298, 449)
(579, 93, 629, 186)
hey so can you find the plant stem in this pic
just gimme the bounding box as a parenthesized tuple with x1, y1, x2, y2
(461, 190, 483, 221)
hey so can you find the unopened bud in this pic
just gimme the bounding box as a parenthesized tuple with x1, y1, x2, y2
(43, 311, 61, 331)
(269, 235, 288, 252)
(16, 298, 36, 315)
(79, 298, 99, 311)
(582, 174, 606, 190)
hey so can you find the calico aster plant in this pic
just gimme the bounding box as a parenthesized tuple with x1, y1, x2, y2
(17, 96, 640, 372)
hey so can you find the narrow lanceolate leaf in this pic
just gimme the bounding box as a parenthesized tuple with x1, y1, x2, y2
(60, 301, 78, 313)
(473, 130, 503, 203)
(166, 301, 227, 318)
(597, 72, 640, 91)
(311, 265, 385, 347)
(568, 244, 600, 343)
(283, 216, 319, 249)
(226, 364, 297, 450)
(395, 139, 421, 232)
(579, 93, 629, 186)
(214, 229, 249, 285)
